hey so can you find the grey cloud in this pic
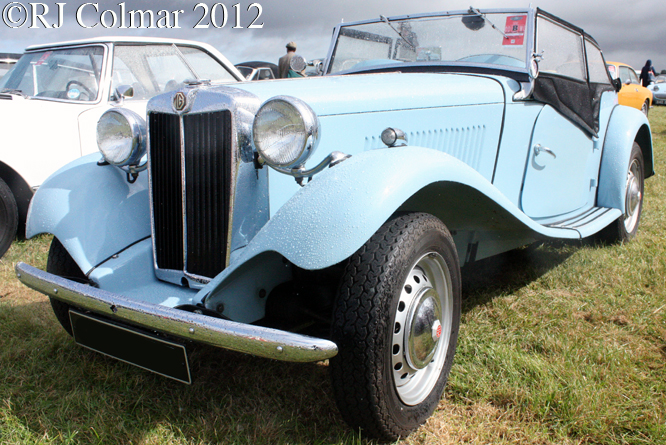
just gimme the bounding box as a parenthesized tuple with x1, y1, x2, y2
(1, 0, 663, 70)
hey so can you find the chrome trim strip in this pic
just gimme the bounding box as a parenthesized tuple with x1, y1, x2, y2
(180, 111, 188, 277)
(544, 207, 616, 230)
(16, 262, 338, 363)
(545, 206, 606, 228)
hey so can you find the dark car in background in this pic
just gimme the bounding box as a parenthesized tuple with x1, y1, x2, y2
(235, 61, 278, 81)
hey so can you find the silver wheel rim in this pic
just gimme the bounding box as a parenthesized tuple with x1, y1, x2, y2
(642, 102, 649, 115)
(624, 158, 642, 233)
(391, 252, 453, 405)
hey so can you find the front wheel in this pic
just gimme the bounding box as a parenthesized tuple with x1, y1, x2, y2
(641, 100, 649, 116)
(330, 213, 461, 441)
(46, 237, 88, 336)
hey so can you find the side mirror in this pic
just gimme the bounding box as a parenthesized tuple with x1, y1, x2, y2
(612, 77, 622, 92)
(624, 79, 632, 86)
(306, 59, 325, 76)
(113, 84, 134, 103)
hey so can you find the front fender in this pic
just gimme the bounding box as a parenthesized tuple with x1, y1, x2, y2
(209, 146, 580, 295)
(597, 105, 653, 213)
(26, 153, 151, 274)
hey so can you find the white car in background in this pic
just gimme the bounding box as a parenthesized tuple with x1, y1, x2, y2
(648, 74, 666, 105)
(0, 37, 244, 257)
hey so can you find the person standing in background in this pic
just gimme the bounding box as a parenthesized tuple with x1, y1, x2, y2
(278, 42, 297, 78)
(640, 59, 657, 87)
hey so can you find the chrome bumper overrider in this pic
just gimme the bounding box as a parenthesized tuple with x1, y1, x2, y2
(16, 263, 338, 362)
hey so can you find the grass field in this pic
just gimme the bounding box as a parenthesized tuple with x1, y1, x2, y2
(1, 108, 665, 444)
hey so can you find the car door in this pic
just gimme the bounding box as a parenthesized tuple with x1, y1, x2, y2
(619, 65, 643, 109)
(521, 15, 597, 219)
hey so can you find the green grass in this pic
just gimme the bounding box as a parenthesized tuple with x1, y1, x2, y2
(1, 108, 666, 444)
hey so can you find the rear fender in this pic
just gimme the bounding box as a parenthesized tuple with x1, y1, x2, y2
(597, 106, 653, 213)
(26, 153, 151, 274)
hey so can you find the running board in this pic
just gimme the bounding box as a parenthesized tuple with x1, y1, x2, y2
(543, 206, 622, 237)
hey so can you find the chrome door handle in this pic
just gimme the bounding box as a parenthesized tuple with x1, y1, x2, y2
(534, 144, 557, 159)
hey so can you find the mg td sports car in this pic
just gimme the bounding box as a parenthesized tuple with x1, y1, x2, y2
(16, 7, 652, 441)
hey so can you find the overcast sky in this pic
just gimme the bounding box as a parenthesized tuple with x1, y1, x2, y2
(1, 0, 664, 71)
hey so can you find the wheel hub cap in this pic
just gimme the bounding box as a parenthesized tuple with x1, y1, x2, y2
(623, 159, 642, 233)
(406, 288, 442, 370)
(391, 252, 453, 406)
(626, 177, 640, 217)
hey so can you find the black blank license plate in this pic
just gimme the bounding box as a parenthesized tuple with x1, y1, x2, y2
(70, 311, 191, 384)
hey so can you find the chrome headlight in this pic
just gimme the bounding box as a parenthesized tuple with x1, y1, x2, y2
(96, 108, 147, 167)
(252, 96, 319, 168)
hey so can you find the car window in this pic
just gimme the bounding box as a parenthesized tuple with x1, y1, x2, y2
(112, 44, 236, 100)
(0, 46, 103, 101)
(177, 46, 236, 83)
(112, 45, 186, 99)
(619, 66, 638, 85)
(536, 16, 585, 81)
(629, 68, 639, 84)
(0, 61, 16, 79)
(110, 56, 139, 90)
(585, 40, 610, 84)
(236, 66, 253, 79)
(606, 64, 617, 79)
(257, 68, 273, 80)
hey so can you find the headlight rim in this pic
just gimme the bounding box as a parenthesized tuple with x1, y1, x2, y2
(252, 95, 320, 169)
(96, 108, 147, 168)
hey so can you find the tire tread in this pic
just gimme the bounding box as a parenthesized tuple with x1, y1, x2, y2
(330, 213, 459, 441)
(46, 238, 87, 336)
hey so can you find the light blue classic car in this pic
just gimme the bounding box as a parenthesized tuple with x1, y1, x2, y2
(16, 7, 652, 441)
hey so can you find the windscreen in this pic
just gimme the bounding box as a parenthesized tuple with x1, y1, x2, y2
(111, 44, 236, 100)
(329, 12, 529, 74)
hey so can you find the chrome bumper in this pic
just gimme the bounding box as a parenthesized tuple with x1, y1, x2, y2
(16, 262, 338, 362)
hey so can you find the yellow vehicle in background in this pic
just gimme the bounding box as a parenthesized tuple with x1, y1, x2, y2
(607, 61, 653, 115)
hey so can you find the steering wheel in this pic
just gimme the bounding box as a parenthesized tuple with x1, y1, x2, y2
(65, 80, 94, 100)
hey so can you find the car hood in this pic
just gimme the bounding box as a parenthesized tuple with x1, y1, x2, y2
(231, 72, 506, 116)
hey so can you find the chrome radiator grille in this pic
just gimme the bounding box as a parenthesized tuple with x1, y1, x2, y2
(149, 110, 232, 280)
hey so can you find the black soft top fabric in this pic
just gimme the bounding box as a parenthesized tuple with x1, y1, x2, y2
(533, 74, 613, 137)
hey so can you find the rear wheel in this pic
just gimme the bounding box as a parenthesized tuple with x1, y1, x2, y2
(597, 143, 644, 243)
(0, 178, 18, 258)
(330, 213, 461, 441)
(46, 238, 87, 336)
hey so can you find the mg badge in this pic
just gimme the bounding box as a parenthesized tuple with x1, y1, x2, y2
(173, 92, 187, 111)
